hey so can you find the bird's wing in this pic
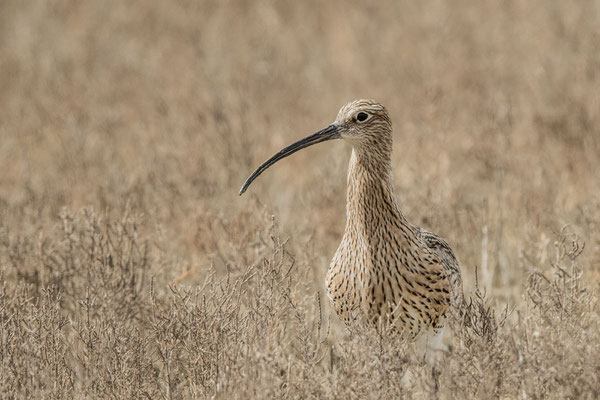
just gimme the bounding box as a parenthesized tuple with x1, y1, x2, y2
(417, 227, 463, 304)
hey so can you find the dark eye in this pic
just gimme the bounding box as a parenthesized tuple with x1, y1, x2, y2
(356, 112, 369, 122)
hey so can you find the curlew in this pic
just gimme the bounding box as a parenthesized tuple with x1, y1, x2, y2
(239, 99, 462, 343)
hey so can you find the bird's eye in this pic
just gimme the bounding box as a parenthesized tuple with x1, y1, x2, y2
(356, 112, 369, 122)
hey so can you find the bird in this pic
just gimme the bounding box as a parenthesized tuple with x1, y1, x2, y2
(239, 99, 462, 342)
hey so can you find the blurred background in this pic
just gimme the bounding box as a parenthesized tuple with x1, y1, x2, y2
(2, 0, 598, 293)
(0, 1, 599, 396)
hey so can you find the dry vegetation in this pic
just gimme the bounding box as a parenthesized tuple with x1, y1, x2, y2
(1, 0, 600, 398)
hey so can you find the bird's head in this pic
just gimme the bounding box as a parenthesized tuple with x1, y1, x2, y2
(334, 99, 392, 148)
(239, 99, 392, 195)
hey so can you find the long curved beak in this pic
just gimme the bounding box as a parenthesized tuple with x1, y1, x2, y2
(239, 124, 341, 195)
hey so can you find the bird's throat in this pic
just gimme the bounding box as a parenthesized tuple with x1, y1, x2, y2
(345, 149, 404, 234)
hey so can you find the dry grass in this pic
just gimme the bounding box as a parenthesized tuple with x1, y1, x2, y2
(1, 0, 599, 398)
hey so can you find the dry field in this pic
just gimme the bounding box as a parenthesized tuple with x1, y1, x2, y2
(1, 0, 600, 398)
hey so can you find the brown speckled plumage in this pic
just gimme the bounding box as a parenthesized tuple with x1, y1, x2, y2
(240, 99, 462, 339)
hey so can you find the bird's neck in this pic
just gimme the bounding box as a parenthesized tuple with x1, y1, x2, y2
(344, 148, 409, 233)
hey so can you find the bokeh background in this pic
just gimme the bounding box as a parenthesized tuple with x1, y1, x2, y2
(1, 1, 599, 398)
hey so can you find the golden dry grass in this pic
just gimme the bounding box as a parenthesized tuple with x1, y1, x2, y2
(1, 0, 599, 398)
